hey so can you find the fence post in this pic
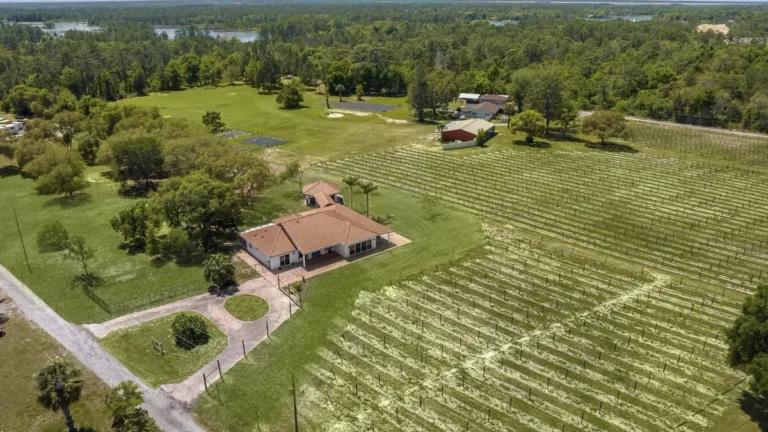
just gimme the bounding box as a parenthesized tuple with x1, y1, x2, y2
(217, 360, 224, 382)
(242, 340, 247, 359)
(203, 373, 208, 392)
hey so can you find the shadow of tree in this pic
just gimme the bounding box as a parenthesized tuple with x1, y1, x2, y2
(586, 141, 639, 153)
(118, 182, 156, 199)
(513, 139, 551, 149)
(547, 134, 591, 144)
(0, 165, 20, 178)
(739, 391, 768, 431)
(44, 193, 91, 208)
(243, 195, 289, 226)
(73, 273, 104, 289)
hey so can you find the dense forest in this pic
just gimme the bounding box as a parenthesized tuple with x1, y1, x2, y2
(3, 2, 768, 130)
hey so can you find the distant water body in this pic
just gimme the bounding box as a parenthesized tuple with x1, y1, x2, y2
(16, 22, 259, 42)
(154, 27, 260, 42)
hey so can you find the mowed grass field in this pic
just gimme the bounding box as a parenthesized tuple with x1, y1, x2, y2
(194, 177, 485, 430)
(0, 301, 114, 432)
(101, 312, 227, 387)
(121, 87, 434, 159)
(0, 167, 206, 324)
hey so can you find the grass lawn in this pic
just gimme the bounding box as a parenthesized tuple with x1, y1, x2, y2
(194, 178, 484, 430)
(120, 87, 434, 160)
(225, 294, 269, 321)
(0, 301, 114, 432)
(100, 312, 227, 387)
(0, 167, 207, 324)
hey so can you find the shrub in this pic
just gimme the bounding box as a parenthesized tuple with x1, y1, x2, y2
(203, 253, 235, 289)
(36, 221, 70, 252)
(171, 313, 209, 349)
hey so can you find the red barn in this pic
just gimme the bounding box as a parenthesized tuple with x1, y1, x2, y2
(441, 119, 496, 142)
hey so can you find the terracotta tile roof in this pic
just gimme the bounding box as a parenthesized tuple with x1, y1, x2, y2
(315, 192, 334, 208)
(302, 181, 340, 196)
(241, 224, 296, 257)
(242, 205, 392, 256)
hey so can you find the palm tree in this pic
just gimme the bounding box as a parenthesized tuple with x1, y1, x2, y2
(342, 176, 359, 210)
(36, 362, 84, 432)
(359, 181, 378, 217)
(335, 84, 345, 102)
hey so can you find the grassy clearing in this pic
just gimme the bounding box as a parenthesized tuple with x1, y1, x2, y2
(0, 301, 113, 432)
(194, 181, 485, 431)
(100, 312, 227, 387)
(0, 167, 206, 324)
(121, 87, 433, 159)
(225, 294, 269, 321)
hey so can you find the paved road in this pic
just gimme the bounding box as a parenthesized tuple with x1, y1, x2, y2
(0, 265, 205, 432)
(580, 111, 768, 139)
(85, 277, 294, 403)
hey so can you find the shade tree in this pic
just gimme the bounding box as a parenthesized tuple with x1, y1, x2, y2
(99, 133, 164, 188)
(509, 109, 546, 143)
(727, 284, 768, 398)
(580, 110, 630, 145)
(202, 111, 225, 134)
(151, 172, 242, 251)
(276, 78, 305, 109)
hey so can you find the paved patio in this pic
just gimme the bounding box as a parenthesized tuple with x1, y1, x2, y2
(236, 232, 411, 290)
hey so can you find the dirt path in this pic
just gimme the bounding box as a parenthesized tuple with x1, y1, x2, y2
(0, 265, 206, 432)
(85, 277, 294, 403)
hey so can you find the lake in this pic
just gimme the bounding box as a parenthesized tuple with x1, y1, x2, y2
(488, 20, 520, 26)
(154, 27, 259, 42)
(12, 22, 258, 42)
(585, 15, 654, 22)
(18, 21, 101, 34)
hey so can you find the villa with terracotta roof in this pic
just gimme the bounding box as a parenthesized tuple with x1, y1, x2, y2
(240, 204, 393, 270)
(302, 180, 344, 207)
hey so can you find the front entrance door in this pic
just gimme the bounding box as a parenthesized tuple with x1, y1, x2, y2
(279, 254, 291, 267)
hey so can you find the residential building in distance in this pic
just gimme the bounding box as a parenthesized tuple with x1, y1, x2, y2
(456, 102, 501, 120)
(478, 94, 509, 106)
(458, 93, 481, 104)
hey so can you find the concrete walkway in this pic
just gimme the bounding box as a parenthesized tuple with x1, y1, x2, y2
(0, 265, 205, 432)
(85, 277, 294, 403)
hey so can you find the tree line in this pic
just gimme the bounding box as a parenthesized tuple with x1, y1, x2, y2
(3, 3, 768, 130)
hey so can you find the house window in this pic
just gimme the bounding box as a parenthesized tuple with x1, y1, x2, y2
(348, 239, 373, 256)
(279, 254, 291, 267)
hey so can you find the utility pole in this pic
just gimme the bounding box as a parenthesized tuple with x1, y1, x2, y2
(13, 207, 31, 273)
(292, 374, 299, 432)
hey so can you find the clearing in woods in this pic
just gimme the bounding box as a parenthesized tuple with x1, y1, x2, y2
(265, 127, 768, 431)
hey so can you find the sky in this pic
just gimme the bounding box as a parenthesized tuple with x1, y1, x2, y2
(0, 0, 766, 3)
